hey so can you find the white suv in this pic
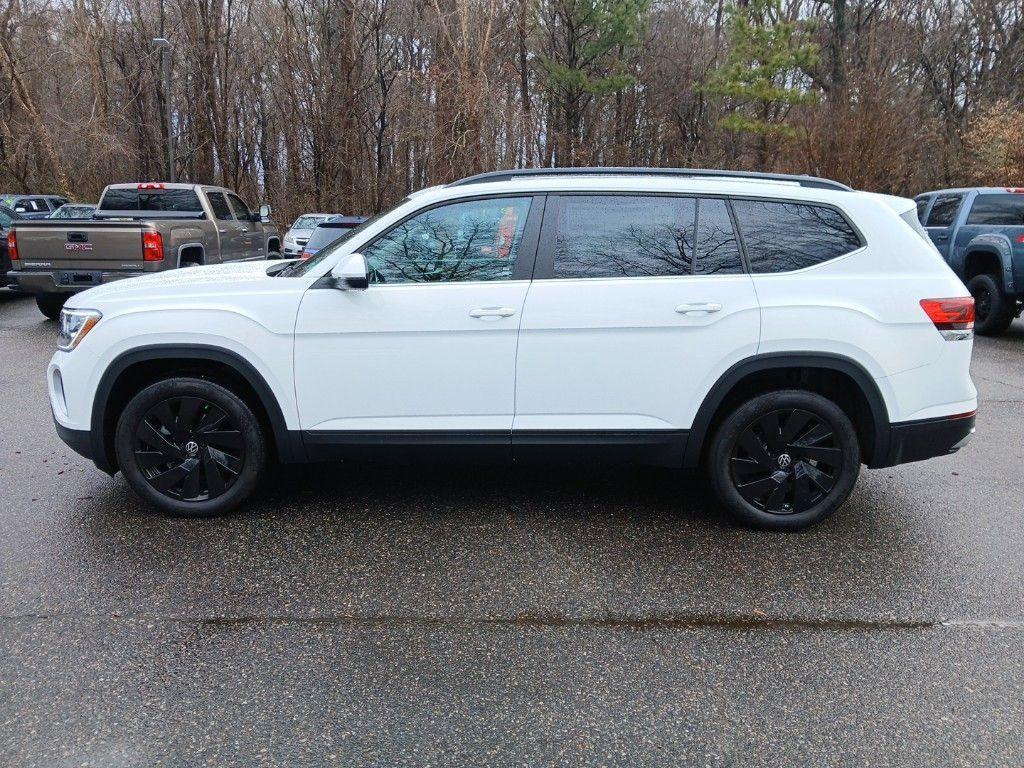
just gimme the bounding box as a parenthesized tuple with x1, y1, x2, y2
(48, 169, 977, 530)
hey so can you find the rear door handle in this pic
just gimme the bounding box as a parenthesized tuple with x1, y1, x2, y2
(675, 302, 722, 315)
(469, 307, 516, 319)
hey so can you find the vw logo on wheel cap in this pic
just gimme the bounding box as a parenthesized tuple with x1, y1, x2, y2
(777, 453, 792, 469)
(184, 440, 200, 456)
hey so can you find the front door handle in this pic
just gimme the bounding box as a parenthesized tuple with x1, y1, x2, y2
(675, 302, 722, 315)
(469, 307, 516, 319)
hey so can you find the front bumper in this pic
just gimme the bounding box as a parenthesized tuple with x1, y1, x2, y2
(875, 412, 976, 467)
(8, 269, 144, 294)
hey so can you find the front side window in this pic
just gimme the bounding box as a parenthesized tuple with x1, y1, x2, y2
(732, 199, 862, 273)
(362, 197, 532, 283)
(925, 194, 963, 228)
(553, 195, 696, 278)
(227, 194, 252, 221)
(915, 196, 930, 223)
(966, 194, 1024, 225)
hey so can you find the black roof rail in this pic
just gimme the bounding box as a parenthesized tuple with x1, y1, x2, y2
(447, 167, 853, 192)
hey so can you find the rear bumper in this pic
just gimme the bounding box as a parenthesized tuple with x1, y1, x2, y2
(874, 412, 976, 468)
(8, 269, 145, 294)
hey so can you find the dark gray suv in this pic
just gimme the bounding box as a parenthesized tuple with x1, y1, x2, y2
(916, 187, 1024, 335)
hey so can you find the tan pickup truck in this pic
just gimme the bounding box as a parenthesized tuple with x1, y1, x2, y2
(7, 182, 281, 318)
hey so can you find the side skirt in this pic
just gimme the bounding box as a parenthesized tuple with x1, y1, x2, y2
(301, 429, 689, 467)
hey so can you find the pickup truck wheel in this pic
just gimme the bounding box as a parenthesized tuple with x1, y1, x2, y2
(36, 292, 68, 320)
(114, 377, 267, 517)
(968, 273, 1015, 336)
(708, 390, 860, 531)
(267, 250, 283, 260)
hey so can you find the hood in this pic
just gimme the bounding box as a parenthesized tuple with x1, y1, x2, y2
(65, 261, 283, 308)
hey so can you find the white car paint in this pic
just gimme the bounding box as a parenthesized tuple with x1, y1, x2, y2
(49, 174, 976, 450)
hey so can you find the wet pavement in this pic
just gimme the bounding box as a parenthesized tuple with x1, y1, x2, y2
(1, 288, 1022, 766)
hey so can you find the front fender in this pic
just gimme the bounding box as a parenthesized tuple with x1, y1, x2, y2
(961, 234, 1015, 292)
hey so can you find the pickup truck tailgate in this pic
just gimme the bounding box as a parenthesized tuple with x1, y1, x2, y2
(16, 221, 146, 270)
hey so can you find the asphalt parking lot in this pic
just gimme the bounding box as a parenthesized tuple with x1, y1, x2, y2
(1, 288, 1022, 767)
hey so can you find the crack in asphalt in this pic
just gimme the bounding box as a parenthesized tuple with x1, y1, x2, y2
(2, 612, 1023, 631)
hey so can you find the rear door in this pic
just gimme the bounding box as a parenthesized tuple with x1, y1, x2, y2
(226, 193, 260, 260)
(512, 193, 760, 464)
(924, 193, 965, 259)
(206, 191, 246, 264)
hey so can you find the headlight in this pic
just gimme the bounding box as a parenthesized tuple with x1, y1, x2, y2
(57, 308, 102, 351)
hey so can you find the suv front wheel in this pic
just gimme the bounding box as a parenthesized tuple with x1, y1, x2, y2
(708, 390, 861, 530)
(114, 377, 267, 517)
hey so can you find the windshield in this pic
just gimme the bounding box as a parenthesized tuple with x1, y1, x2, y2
(292, 215, 329, 230)
(283, 207, 396, 277)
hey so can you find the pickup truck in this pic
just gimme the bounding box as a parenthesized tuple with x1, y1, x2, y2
(7, 182, 280, 319)
(916, 186, 1024, 335)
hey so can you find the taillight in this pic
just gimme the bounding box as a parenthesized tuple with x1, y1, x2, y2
(142, 230, 163, 261)
(920, 297, 974, 340)
(137, 183, 166, 190)
(7, 230, 17, 262)
(301, 251, 312, 260)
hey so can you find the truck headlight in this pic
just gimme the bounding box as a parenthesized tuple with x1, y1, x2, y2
(57, 308, 102, 351)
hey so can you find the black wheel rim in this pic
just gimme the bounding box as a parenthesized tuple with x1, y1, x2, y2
(728, 408, 843, 516)
(973, 286, 991, 321)
(133, 396, 245, 502)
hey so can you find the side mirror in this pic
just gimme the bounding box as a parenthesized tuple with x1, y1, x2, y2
(258, 203, 272, 223)
(330, 253, 369, 290)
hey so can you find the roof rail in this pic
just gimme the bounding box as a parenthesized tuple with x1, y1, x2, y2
(447, 167, 853, 192)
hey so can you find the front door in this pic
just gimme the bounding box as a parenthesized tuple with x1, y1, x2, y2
(206, 191, 246, 264)
(227, 193, 260, 260)
(512, 193, 761, 464)
(293, 194, 542, 456)
(924, 193, 964, 259)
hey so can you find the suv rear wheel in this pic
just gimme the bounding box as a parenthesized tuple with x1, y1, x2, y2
(708, 390, 861, 531)
(967, 273, 1015, 336)
(114, 377, 267, 517)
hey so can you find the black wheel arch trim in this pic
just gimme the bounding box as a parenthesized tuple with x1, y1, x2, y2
(683, 352, 891, 469)
(90, 344, 304, 474)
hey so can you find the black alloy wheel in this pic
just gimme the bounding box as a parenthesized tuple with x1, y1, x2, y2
(115, 377, 266, 517)
(134, 395, 244, 502)
(708, 390, 860, 530)
(728, 408, 841, 515)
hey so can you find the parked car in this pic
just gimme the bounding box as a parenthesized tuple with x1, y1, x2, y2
(915, 187, 1024, 335)
(0, 205, 26, 288)
(300, 215, 368, 259)
(8, 182, 280, 319)
(49, 203, 97, 220)
(282, 213, 334, 257)
(0, 194, 69, 219)
(48, 168, 976, 530)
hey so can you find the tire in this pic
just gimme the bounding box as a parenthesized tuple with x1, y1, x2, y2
(36, 292, 67, 320)
(968, 273, 1015, 336)
(114, 377, 267, 517)
(267, 250, 283, 260)
(708, 390, 861, 531)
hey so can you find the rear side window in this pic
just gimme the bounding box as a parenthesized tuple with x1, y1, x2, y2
(100, 188, 204, 213)
(732, 200, 862, 273)
(553, 195, 696, 278)
(925, 194, 963, 228)
(966, 194, 1024, 225)
(694, 198, 743, 274)
(207, 192, 234, 221)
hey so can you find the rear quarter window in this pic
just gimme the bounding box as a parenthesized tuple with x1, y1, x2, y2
(731, 199, 862, 273)
(966, 194, 1024, 225)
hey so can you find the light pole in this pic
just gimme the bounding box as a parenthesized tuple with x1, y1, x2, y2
(152, 37, 175, 183)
